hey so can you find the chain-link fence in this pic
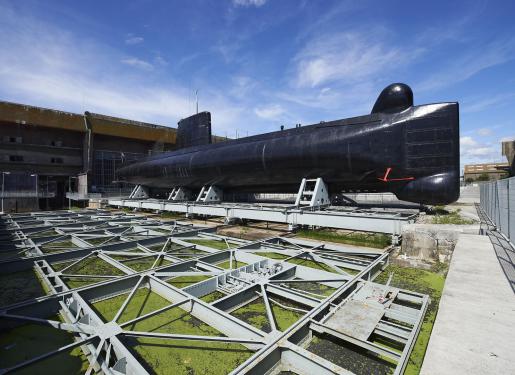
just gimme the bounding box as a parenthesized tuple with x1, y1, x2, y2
(480, 176, 515, 245)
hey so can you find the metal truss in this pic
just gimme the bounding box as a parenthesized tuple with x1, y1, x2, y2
(107, 198, 418, 235)
(0, 209, 428, 375)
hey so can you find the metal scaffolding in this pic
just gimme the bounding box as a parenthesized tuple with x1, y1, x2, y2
(0, 210, 427, 374)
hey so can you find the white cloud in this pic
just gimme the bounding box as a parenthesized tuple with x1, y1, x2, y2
(233, 0, 267, 7)
(120, 57, 153, 70)
(462, 92, 515, 113)
(292, 31, 422, 88)
(460, 135, 503, 166)
(477, 128, 492, 137)
(460, 136, 477, 147)
(0, 3, 252, 132)
(125, 35, 144, 45)
(254, 104, 285, 120)
(418, 37, 515, 91)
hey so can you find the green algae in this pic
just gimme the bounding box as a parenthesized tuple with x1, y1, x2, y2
(216, 259, 248, 269)
(297, 229, 391, 249)
(0, 315, 89, 374)
(200, 291, 226, 303)
(124, 257, 171, 272)
(374, 264, 446, 375)
(168, 275, 211, 288)
(92, 288, 252, 374)
(50, 260, 75, 271)
(231, 296, 305, 333)
(123, 337, 253, 375)
(254, 252, 288, 260)
(0, 268, 47, 307)
(231, 298, 271, 333)
(41, 240, 78, 253)
(63, 277, 107, 289)
(280, 281, 336, 297)
(186, 239, 232, 250)
(309, 333, 395, 375)
(254, 251, 338, 273)
(64, 256, 125, 276)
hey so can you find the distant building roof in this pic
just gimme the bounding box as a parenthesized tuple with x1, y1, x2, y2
(0, 100, 177, 144)
(464, 162, 509, 173)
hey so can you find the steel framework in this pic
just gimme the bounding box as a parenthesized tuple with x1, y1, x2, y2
(0, 209, 428, 374)
(107, 198, 417, 236)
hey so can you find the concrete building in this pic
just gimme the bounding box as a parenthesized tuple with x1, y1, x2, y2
(0, 100, 178, 212)
(502, 139, 515, 176)
(463, 162, 509, 182)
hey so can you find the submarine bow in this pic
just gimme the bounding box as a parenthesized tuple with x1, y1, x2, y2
(117, 83, 460, 205)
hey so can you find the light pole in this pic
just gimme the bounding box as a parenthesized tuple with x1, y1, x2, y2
(1, 171, 11, 214)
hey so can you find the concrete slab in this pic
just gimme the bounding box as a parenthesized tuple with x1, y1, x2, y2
(325, 283, 389, 340)
(421, 234, 515, 375)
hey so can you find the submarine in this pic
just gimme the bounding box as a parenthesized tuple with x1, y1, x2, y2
(117, 83, 460, 205)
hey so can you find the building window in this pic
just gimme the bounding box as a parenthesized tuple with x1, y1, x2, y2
(9, 155, 23, 162)
(51, 157, 63, 164)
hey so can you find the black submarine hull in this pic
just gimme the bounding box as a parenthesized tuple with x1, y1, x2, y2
(117, 85, 460, 205)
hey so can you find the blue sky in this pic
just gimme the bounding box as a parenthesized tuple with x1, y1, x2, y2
(0, 0, 514, 169)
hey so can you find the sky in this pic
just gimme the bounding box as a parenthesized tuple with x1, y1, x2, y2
(0, 0, 514, 170)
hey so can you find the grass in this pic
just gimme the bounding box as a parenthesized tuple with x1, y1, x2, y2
(0, 268, 47, 307)
(64, 256, 125, 276)
(186, 239, 233, 250)
(0, 314, 89, 374)
(297, 229, 391, 249)
(93, 288, 253, 374)
(216, 259, 248, 269)
(167, 275, 211, 288)
(430, 207, 475, 225)
(374, 264, 447, 375)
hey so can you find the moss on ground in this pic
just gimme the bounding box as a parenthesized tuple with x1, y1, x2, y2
(160, 212, 184, 219)
(29, 230, 58, 238)
(41, 240, 78, 253)
(0, 315, 89, 374)
(167, 275, 211, 288)
(124, 257, 172, 272)
(269, 295, 305, 331)
(216, 259, 248, 269)
(280, 281, 336, 297)
(430, 207, 475, 225)
(254, 251, 338, 273)
(50, 260, 75, 271)
(374, 264, 446, 375)
(231, 296, 305, 333)
(231, 298, 270, 332)
(93, 288, 252, 374)
(63, 277, 107, 289)
(64, 256, 125, 276)
(0, 268, 47, 307)
(254, 252, 288, 260)
(200, 291, 226, 303)
(297, 229, 391, 249)
(186, 239, 233, 250)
